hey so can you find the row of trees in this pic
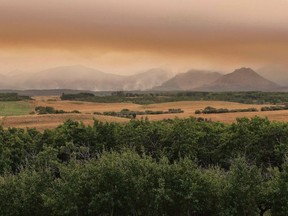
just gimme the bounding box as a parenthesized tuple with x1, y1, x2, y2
(95, 108, 184, 119)
(34, 106, 81, 115)
(61, 91, 288, 104)
(1, 117, 288, 215)
(195, 105, 288, 114)
(195, 106, 258, 114)
(0, 93, 30, 101)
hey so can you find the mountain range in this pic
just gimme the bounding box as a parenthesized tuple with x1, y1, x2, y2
(154, 70, 222, 91)
(155, 67, 280, 91)
(0, 66, 172, 91)
(0, 66, 286, 91)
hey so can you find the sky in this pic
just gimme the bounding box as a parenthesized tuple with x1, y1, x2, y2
(1, 0, 288, 74)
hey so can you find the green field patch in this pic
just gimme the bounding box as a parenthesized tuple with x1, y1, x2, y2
(0, 101, 33, 116)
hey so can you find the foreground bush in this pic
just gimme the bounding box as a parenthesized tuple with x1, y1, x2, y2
(1, 151, 286, 216)
(0, 117, 288, 215)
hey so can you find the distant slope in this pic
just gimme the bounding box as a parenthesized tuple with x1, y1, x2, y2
(154, 70, 222, 90)
(0, 74, 7, 87)
(196, 67, 279, 91)
(1, 66, 171, 91)
(21, 65, 123, 91)
(123, 68, 172, 90)
(258, 65, 288, 86)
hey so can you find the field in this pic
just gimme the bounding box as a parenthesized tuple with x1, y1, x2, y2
(1, 96, 288, 130)
(0, 101, 33, 116)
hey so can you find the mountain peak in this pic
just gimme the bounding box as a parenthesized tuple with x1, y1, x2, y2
(232, 67, 258, 75)
(153, 69, 222, 91)
(195, 67, 279, 91)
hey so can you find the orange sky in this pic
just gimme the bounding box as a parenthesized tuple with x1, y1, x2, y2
(1, 0, 288, 74)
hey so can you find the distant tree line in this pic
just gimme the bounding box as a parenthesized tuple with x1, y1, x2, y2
(195, 105, 288, 114)
(195, 106, 258, 114)
(34, 106, 81, 115)
(1, 117, 288, 215)
(95, 108, 184, 119)
(60, 91, 288, 105)
(261, 105, 288, 112)
(0, 93, 30, 101)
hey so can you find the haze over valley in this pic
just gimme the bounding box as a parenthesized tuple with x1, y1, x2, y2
(1, 65, 287, 92)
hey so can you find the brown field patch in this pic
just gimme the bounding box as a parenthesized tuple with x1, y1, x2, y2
(31, 96, 141, 113)
(2, 98, 288, 130)
(0, 114, 129, 131)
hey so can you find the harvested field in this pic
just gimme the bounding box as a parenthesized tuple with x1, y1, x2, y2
(0, 114, 129, 131)
(1, 96, 288, 129)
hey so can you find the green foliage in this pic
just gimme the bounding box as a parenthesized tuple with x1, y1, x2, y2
(0, 93, 30, 101)
(261, 105, 288, 112)
(196, 106, 258, 114)
(0, 117, 288, 215)
(98, 108, 184, 119)
(0, 101, 33, 116)
(35, 106, 81, 115)
(271, 160, 288, 216)
(61, 91, 288, 105)
(220, 157, 261, 216)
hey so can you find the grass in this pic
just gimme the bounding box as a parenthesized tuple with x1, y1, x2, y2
(0, 101, 34, 116)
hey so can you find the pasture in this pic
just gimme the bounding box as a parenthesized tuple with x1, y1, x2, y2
(0, 101, 33, 116)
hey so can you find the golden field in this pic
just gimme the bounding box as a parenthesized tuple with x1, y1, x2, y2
(1, 96, 288, 130)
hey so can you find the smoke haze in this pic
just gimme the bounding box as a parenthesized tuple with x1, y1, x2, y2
(1, 0, 288, 75)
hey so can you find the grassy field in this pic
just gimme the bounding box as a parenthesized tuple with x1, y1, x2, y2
(0, 101, 33, 116)
(1, 96, 288, 130)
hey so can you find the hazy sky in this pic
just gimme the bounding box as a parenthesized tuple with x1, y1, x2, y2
(1, 0, 288, 74)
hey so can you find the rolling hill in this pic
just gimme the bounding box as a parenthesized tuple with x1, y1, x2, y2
(195, 67, 279, 91)
(154, 70, 222, 90)
(1, 66, 172, 91)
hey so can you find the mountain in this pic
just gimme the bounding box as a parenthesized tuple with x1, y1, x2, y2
(123, 68, 173, 90)
(0, 74, 7, 86)
(0, 66, 171, 91)
(196, 67, 279, 91)
(258, 65, 288, 86)
(154, 70, 222, 90)
(0, 74, 6, 80)
(20, 65, 123, 90)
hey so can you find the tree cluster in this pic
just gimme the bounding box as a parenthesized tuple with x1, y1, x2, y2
(34, 106, 81, 115)
(261, 105, 288, 112)
(195, 106, 258, 114)
(0, 117, 288, 215)
(0, 93, 30, 101)
(95, 108, 184, 119)
(60, 91, 288, 105)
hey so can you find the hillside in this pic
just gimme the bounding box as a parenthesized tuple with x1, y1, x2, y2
(196, 67, 279, 91)
(154, 70, 222, 90)
(258, 65, 288, 86)
(123, 68, 172, 90)
(1, 66, 171, 91)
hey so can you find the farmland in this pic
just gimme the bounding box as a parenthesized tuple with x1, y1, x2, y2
(0, 101, 33, 116)
(2, 96, 288, 130)
(1, 94, 288, 215)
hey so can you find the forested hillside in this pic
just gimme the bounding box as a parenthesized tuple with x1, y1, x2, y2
(0, 117, 288, 215)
